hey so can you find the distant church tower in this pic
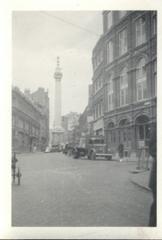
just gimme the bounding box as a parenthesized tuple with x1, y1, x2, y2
(52, 57, 64, 145)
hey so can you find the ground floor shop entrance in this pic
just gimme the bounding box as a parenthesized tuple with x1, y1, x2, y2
(105, 114, 153, 160)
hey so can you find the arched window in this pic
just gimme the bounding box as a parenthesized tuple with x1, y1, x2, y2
(119, 118, 130, 143)
(120, 67, 128, 106)
(135, 16, 146, 46)
(119, 118, 129, 126)
(136, 58, 147, 101)
(108, 122, 115, 129)
(135, 115, 150, 143)
(107, 74, 114, 111)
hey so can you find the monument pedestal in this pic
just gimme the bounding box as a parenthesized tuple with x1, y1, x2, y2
(52, 127, 64, 146)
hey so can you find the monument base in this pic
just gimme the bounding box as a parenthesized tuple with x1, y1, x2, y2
(52, 127, 64, 146)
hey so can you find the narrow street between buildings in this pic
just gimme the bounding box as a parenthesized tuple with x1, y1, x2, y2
(12, 152, 152, 226)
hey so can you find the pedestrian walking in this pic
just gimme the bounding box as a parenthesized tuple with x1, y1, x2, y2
(118, 143, 124, 162)
(148, 123, 157, 226)
(12, 151, 18, 183)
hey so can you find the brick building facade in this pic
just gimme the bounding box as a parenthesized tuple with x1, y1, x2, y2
(12, 87, 49, 152)
(92, 11, 157, 159)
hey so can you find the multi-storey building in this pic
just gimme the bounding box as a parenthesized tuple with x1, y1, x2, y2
(30, 87, 49, 150)
(12, 87, 49, 152)
(92, 37, 105, 136)
(92, 11, 157, 159)
(62, 112, 80, 144)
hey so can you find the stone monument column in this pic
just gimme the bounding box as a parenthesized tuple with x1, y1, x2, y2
(52, 57, 64, 146)
(54, 57, 62, 129)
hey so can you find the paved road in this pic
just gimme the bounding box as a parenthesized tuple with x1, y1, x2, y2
(12, 152, 152, 226)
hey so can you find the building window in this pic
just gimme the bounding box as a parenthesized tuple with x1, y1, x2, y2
(107, 40, 113, 64)
(119, 11, 127, 19)
(136, 58, 147, 101)
(101, 102, 103, 116)
(93, 50, 103, 71)
(97, 104, 100, 118)
(94, 76, 103, 94)
(135, 16, 146, 46)
(99, 102, 102, 117)
(98, 101, 103, 117)
(120, 67, 128, 106)
(107, 75, 114, 111)
(119, 28, 127, 56)
(107, 11, 113, 30)
(99, 50, 103, 62)
(93, 109, 96, 120)
(95, 107, 97, 120)
(113, 131, 116, 143)
(153, 60, 157, 96)
(123, 131, 127, 142)
(135, 115, 150, 143)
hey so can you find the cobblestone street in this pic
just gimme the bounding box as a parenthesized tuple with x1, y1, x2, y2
(12, 152, 152, 226)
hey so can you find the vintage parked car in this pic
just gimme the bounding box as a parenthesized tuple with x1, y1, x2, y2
(72, 136, 112, 160)
(51, 144, 62, 152)
(62, 143, 75, 155)
(45, 144, 62, 153)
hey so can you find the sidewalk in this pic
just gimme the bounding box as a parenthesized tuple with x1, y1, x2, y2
(130, 168, 151, 192)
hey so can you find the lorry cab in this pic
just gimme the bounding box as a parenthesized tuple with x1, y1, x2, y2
(73, 135, 112, 160)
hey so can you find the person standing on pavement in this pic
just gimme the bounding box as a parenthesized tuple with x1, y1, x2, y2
(12, 151, 18, 182)
(118, 143, 124, 162)
(148, 123, 157, 226)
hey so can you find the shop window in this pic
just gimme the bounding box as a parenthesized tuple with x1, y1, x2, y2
(136, 115, 150, 144)
(139, 125, 144, 139)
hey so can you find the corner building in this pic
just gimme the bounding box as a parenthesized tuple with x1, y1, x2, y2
(92, 11, 157, 159)
(92, 36, 105, 136)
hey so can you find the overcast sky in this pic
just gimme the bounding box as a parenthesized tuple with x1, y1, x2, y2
(12, 11, 102, 127)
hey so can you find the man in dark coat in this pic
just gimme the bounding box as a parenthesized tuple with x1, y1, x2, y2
(12, 152, 18, 182)
(148, 123, 157, 226)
